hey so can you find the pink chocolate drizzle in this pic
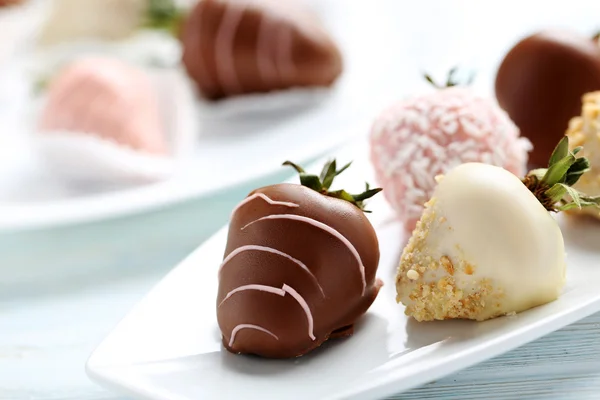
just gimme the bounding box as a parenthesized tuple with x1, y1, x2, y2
(229, 324, 279, 347)
(193, 0, 303, 97)
(281, 284, 315, 340)
(276, 23, 296, 80)
(219, 245, 325, 297)
(215, 2, 245, 95)
(219, 283, 315, 341)
(241, 214, 367, 294)
(230, 193, 299, 218)
(256, 13, 278, 85)
(193, 0, 208, 85)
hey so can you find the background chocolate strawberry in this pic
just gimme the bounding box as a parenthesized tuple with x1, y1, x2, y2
(495, 29, 600, 167)
(181, 0, 343, 100)
(217, 160, 382, 358)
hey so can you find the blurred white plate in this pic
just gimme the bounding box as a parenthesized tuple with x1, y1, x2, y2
(4, 0, 600, 235)
(86, 139, 600, 400)
(0, 0, 48, 70)
(0, 90, 365, 231)
(0, 21, 367, 231)
(0, 0, 384, 232)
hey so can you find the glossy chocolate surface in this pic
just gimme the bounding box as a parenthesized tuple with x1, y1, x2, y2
(181, 0, 343, 100)
(495, 30, 600, 167)
(217, 183, 381, 358)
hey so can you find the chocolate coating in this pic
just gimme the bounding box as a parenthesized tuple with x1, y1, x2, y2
(217, 183, 381, 358)
(495, 30, 600, 167)
(181, 0, 343, 101)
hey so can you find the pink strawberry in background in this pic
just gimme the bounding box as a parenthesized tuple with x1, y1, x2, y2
(369, 69, 531, 232)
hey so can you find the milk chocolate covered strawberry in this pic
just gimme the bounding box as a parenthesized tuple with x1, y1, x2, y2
(181, 0, 343, 100)
(495, 30, 600, 167)
(217, 160, 382, 358)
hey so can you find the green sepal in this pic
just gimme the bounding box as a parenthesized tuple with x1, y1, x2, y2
(565, 157, 590, 186)
(523, 136, 600, 213)
(283, 159, 382, 213)
(141, 0, 186, 36)
(557, 194, 600, 211)
(545, 183, 570, 205)
(335, 161, 352, 177)
(541, 137, 577, 185)
(299, 174, 323, 192)
(547, 136, 569, 167)
(282, 161, 305, 174)
(423, 66, 476, 89)
(320, 160, 337, 189)
(328, 189, 357, 204)
(352, 188, 383, 202)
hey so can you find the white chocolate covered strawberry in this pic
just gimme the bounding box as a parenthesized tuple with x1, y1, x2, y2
(396, 137, 600, 321)
(38, 0, 184, 46)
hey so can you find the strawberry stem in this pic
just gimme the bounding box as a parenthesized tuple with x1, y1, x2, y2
(522, 136, 600, 212)
(423, 66, 476, 89)
(283, 159, 382, 213)
(141, 0, 186, 37)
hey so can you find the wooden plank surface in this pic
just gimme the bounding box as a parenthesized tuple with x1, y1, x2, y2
(395, 312, 600, 399)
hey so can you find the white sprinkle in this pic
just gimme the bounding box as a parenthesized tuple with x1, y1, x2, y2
(462, 150, 480, 162)
(459, 115, 483, 137)
(407, 270, 420, 280)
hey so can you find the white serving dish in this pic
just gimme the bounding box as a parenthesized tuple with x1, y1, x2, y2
(86, 140, 600, 400)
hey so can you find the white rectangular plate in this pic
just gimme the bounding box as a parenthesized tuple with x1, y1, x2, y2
(87, 140, 600, 400)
